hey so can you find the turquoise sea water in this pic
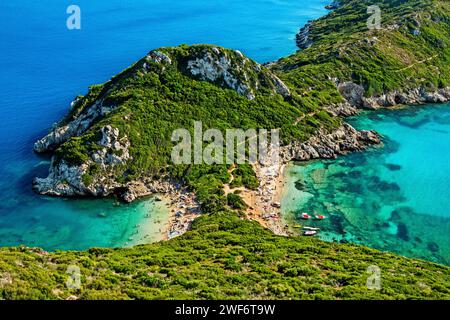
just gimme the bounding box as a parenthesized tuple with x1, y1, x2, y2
(0, 1, 329, 250)
(282, 104, 450, 265)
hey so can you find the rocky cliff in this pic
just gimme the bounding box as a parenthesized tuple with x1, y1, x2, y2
(281, 123, 381, 162)
(33, 45, 298, 202)
(33, 0, 450, 207)
(339, 82, 450, 109)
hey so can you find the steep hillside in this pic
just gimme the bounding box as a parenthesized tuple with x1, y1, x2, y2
(33, 45, 340, 211)
(0, 212, 449, 300)
(6, 0, 449, 300)
(273, 0, 450, 115)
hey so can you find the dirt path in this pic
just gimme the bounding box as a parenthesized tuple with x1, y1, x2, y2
(294, 111, 317, 125)
(396, 54, 438, 72)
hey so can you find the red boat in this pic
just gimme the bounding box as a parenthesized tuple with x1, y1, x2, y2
(315, 214, 326, 220)
(301, 213, 311, 220)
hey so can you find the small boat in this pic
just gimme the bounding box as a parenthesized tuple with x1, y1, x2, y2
(304, 231, 317, 236)
(301, 213, 311, 220)
(293, 224, 302, 229)
(315, 214, 326, 220)
(303, 226, 320, 231)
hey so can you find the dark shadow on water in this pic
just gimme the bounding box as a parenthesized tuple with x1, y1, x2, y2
(294, 180, 305, 191)
(397, 223, 409, 241)
(427, 242, 439, 253)
(384, 163, 402, 171)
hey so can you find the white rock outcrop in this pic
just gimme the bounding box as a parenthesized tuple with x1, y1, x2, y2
(92, 125, 131, 167)
(33, 126, 131, 197)
(33, 160, 90, 197)
(186, 47, 290, 100)
(34, 99, 115, 153)
(281, 123, 381, 162)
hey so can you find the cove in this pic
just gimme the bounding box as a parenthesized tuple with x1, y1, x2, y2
(281, 103, 450, 265)
(0, 0, 329, 250)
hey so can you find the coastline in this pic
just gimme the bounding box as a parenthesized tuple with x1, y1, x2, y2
(155, 160, 289, 242)
(125, 198, 169, 247)
(26, 0, 449, 251)
(278, 103, 450, 265)
(124, 187, 201, 246)
(161, 189, 201, 241)
(224, 161, 288, 236)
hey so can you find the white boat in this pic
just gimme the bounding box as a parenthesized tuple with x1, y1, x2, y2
(303, 226, 320, 231)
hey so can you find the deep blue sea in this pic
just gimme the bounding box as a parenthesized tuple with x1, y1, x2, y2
(0, 0, 329, 250)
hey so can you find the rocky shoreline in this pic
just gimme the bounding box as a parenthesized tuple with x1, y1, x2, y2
(281, 123, 381, 162)
(30, 16, 449, 242)
(236, 122, 381, 237)
(296, 1, 342, 49)
(295, 21, 315, 50)
(332, 82, 450, 116)
(209, 83, 450, 236)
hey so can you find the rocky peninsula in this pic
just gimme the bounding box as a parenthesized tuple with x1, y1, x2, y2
(1, 0, 448, 300)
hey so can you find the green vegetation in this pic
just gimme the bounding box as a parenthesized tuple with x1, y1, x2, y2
(0, 212, 448, 300)
(226, 193, 248, 210)
(48, 0, 450, 214)
(51, 44, 341, 211)
(273, 0, 450, 99)
(10, 0, 449, 300)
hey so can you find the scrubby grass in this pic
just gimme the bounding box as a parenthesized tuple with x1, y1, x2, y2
(0, 212, 449, 300)
(8, 0, 449, 300)
(273, 0, 450, 99)
(51, 1, 450, 212)
(54, 44, 340, 211)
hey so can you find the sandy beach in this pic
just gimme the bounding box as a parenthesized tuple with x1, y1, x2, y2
(141, 155, 289, 243)
(225, 161, 289, 236)
(161, 189, 201, 241)
(149, 161, 288, 244)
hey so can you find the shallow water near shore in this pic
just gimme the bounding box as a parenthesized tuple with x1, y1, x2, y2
(282, 103, 450, 265)
(0, 0, 329, 250)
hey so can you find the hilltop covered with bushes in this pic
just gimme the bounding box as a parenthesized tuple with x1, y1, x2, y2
(1, 0, 448, 300)
(1, 212, 449, 300)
